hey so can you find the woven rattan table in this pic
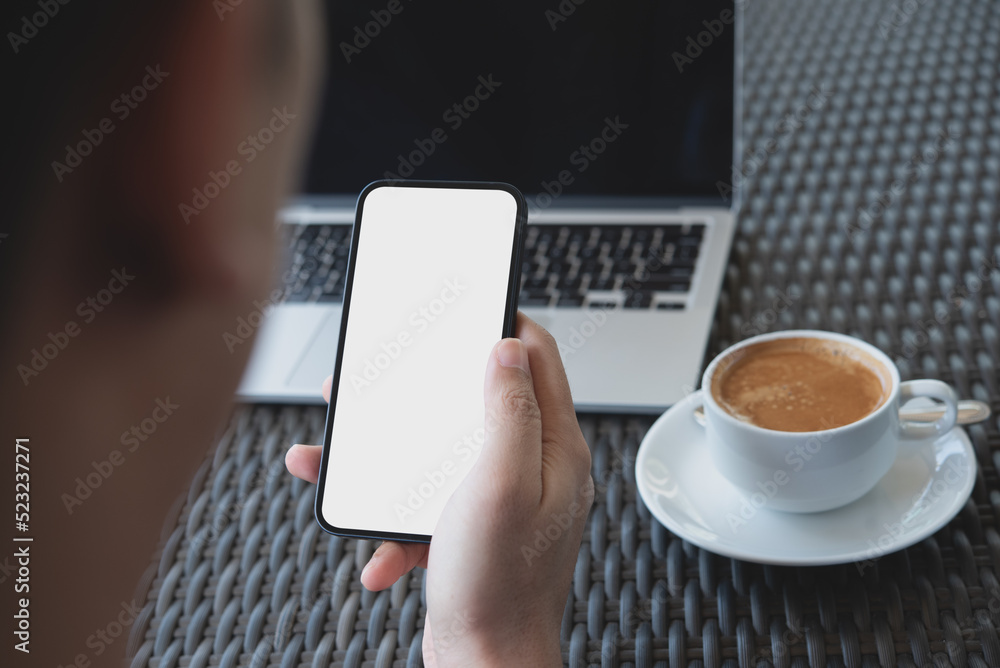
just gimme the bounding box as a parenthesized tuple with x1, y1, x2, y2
(127, 0, 1000, 665)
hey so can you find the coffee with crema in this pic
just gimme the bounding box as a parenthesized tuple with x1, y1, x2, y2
(710, 337, 890, 432)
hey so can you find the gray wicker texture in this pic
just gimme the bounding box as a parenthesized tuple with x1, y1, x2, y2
(127, 0, 1000, 665)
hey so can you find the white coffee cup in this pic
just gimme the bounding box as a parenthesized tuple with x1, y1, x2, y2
(698, 330, 959, 513)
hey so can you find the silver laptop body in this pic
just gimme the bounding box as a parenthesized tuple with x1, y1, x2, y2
(238, 0, 742, 413)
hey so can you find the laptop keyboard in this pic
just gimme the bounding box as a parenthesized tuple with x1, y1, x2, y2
(520, 223, 702, 310)
(280, 222, 704, 309)
(281, 224, 352, 302)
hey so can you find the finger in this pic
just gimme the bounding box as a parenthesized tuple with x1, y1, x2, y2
(284, 444, 322, 484)
(322, 375, 333, 403)
(361, 541, 429, 591)
(514, 313, 590, 479)
(476, 337, 544, 501)
(515, 313, 579, 439)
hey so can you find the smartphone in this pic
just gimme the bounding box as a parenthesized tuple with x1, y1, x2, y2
(315, 180, 527, 542)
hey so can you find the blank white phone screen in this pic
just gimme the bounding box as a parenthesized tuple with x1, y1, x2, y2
(321, 185, 519, 537)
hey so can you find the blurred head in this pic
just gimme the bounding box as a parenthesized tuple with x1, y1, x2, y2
(1, 0, 322, 499)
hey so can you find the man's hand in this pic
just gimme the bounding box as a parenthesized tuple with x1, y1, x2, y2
(285, 313, 594, 666)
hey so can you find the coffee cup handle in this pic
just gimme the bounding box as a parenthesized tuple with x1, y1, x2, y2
(898, 380, 959, 441)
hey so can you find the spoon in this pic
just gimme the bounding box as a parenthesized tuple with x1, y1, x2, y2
(692, 399, 991, 427)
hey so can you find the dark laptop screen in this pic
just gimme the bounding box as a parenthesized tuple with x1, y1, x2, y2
(302, 1, 736, 205)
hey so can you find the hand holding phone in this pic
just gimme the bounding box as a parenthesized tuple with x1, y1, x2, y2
(288, 313, 595, 665)
(316, 181, 527, 541)
(302, 181, 594, 663)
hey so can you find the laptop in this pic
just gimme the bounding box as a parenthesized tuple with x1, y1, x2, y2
(238, 0, 741, 413)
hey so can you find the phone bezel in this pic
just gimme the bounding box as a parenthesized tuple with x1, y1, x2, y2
(314, 179, 527, 543)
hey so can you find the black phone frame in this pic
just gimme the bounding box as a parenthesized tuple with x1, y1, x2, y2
(314, 179, 528, 543)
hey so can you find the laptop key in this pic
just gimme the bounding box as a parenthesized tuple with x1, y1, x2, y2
(642, 279, 691, 292)
(611, 246, 631, 261)
(557, 275, 583, 292)
(523, 276, 550, 292)
(677, 245, 699, 261)
(659, 265, 695, 278)
(613, 259, 635, 275)
(591, 275, 617, 291)
(599, 228, 621, 244)
(557, 294, 585, 307)
(519, 294, 552, 307)
(624, 291, 652, 308)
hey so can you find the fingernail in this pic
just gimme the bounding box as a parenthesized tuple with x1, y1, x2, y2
(497, 338, 529, 372)
(362, 555, 378, 579)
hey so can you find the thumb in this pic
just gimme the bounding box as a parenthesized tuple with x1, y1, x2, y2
(471, 338, 543, 494)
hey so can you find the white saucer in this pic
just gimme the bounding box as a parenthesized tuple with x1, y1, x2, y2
(636, 392, 977, 566)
